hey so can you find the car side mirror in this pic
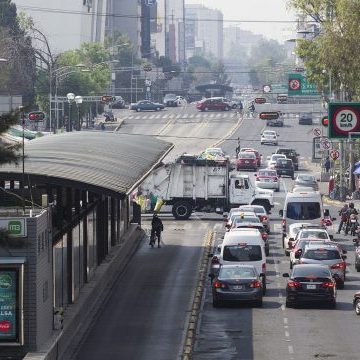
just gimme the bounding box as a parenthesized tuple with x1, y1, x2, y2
(279, 209, 283, 217)
(283, 273, 290, 278)
(329, 234, 334, 240)
(342, 255, 347, 260)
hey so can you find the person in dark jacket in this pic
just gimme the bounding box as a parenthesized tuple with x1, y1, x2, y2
(151, 213, 163, 248)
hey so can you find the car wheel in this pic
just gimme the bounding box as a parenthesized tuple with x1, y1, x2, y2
(136, 108, 141, 112)
(156, 107, 161, 111)
(262, 277, 266, 295)
(356, 265, 360, 272)
(355, 299, 360, 315)
(290, 261, 293, 269)
(285, 300, 293, 308)
(172, 201, 192, 220)
(204, 107, 209, 111)
(329, 301, 336, 309)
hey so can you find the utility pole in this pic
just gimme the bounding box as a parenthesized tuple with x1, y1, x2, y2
(340, 141, 344, 201)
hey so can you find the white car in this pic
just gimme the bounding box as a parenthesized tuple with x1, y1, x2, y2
(261, 130, 279, 145)
(267, 154, 286, 169)
(254, 169, 280, 191)
(283, 222, 312, 255)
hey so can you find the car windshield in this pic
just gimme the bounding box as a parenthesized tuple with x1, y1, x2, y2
(271, 155, 285, 161)
(286, 202, 321, 220)
(297, 175, 315, 182)
(239, 207, 265, 215)
(233, 216, 260, 225)
(240, 153, 255, 158)
(299, 230, 328, 239)
(264, 131, 276, 136)
(219, 266, 256, 279)
(293, 266, 331, 278)
(223, 245, 262, 261)
(303, 249, 341, 260)
(259, 170, 277, 177)
(277, 159, 291, 165)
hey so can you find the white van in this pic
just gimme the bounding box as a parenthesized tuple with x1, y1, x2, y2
(212, 228, 267, 293)
(280, 191, 323, 251)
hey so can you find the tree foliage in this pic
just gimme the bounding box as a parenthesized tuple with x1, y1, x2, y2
(289, 0, 360, 100)
(0, 111, 21, 165)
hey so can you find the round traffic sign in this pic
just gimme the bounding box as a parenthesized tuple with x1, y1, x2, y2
(330, 149, 340, 160)
(263, 85, 272, 93)
(289, 79, 301, 90)
(333, 106, 360, 135)
(313, 128, 321, 137)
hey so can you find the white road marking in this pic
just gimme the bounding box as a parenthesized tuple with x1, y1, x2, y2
(209, 114, 215, 118)
(288, 345, 294, 354)
(149, 115, 155, 119)
(135, 116, 141, 120)
(155, 114, 161, 119)
(274, 224, 282, 232)
(283, 318, 288, 325)
(281, 304, 285, 311)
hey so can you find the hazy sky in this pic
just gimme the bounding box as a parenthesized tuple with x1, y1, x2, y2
(185, 0, 296, 43)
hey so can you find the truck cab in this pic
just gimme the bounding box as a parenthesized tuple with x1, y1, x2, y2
(229, 174, 274, 213)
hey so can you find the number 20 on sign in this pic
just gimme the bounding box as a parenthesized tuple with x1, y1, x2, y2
(328, 103, 360, 139)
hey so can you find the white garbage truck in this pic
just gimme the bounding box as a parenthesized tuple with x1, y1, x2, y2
(140, 155, 274, 220)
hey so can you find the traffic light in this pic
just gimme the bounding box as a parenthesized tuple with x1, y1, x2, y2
(28, 111, 45, 121)
(101, 95, 115, 104)
(321, 115, 329, 127)
(259, 112, 279, 120)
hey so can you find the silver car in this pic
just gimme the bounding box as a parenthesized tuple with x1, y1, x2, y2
(238, 205, 270, 233)
(294, 174, 318, 190)
(299, 244, 347, 288)
(254, 169, 280, 191)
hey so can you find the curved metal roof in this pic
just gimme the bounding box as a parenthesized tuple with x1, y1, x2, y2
(0, 132, 173, 197)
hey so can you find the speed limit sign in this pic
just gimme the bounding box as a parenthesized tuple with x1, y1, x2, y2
(329, 103, 360, 139)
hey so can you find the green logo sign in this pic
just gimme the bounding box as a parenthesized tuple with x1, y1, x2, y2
(8, 221, 22, 236)
(0, 274, 12, 289)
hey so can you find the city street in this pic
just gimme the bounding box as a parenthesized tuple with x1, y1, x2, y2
(75, 107, 360, 360)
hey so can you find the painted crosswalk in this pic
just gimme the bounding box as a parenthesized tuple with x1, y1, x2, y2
(119, 112, 239, 122)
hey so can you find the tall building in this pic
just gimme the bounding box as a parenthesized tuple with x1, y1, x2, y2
(152, 0, 185, 64)
(13, 0, 107, 54)
(185, 4, 223, 60)
(106, 0, 141, 56)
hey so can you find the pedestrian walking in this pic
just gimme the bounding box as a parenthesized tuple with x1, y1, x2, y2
(324, 156, 331, 173)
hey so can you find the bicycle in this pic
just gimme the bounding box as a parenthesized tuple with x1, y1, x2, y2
(149, 229, 161, 248)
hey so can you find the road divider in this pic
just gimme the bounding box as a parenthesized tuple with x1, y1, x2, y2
(182, 229, 214, 360)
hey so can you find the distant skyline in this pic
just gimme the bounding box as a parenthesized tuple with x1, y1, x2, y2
(185, 0, 296, 43)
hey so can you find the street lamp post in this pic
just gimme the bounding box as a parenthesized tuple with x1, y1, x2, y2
(66, 93, 75, 132)
(75, 95, 83, 131)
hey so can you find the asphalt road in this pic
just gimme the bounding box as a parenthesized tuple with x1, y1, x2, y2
(193, 114, 360, 360)
(76, 107, 360, 360)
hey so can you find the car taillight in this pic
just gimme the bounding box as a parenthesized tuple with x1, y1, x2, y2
(282, 218, 286, 231)
(213, 280, 228, 289)
(249, 280, 262, 288)
(321, 281, 335, 288)
(274, 177, 278, 182)
(262, 263, 266, 273)
(288, 280, 302, 288)
(262, 233, 268, 240)
(261, 216, 268, 222)
(211, 256, 220, 265)
(331, 262, 346, 270)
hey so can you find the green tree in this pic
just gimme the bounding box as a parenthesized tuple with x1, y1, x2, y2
(0, 111, 21, 165)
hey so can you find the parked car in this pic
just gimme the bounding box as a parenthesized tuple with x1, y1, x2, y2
(275, 158, 295, 179)
(111, 96, 126, 109)
(283, 264, 337, 308)
(260, 130, 279, 145)
(211, 264, 263, 307)
(163, 93, 178, 107)
(294, 174, 318, 190)
(298, 244, 346, 288)
(236, 152, 258, 171)
(130, 100, 164, 112)
(299, 112, 313, 125)
(275, 148, 299, 170)
(196, 97, 231, 112)
(254, 169, 280, 192)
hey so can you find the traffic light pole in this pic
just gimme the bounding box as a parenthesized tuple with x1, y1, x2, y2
(21, 110, 25, 214)
(339, 141, 345, 201)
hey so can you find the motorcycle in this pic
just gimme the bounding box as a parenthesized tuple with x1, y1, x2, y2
(349, 214, 359, 236)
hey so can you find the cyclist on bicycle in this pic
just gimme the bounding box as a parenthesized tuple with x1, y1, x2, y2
(151, 213, 164, 248)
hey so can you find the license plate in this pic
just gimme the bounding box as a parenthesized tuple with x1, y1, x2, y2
(245, 161, 249, 164)
(307, 284, 316, 290)
(264, 179, 270, 182)
(232, 285, 243, 290)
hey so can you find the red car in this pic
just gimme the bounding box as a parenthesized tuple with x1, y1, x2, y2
(196, 97, 231, 112)
(236, 152, 257, 171)
(245, 149, 261, 167)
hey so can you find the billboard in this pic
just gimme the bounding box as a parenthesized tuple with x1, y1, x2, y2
(0, 266, 23, 345)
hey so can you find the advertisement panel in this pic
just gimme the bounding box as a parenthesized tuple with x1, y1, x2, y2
(0, 218, 27, 237)
(0, 269, 19, 343)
